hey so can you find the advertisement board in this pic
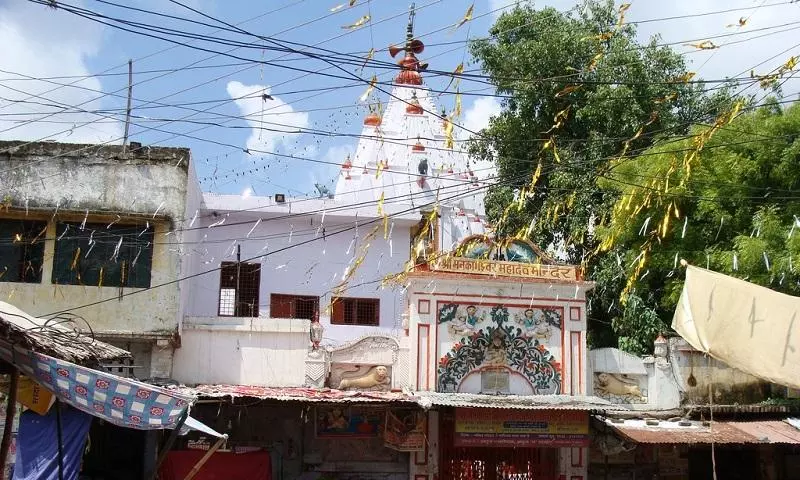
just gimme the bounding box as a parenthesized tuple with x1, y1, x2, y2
(453, 408, 589, 447)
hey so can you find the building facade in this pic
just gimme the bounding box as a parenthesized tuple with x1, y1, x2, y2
(0, 140, 201, 379)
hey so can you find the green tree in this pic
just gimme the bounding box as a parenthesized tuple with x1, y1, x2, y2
(468, 0, 725, 350)
(596, 101, 800, 353)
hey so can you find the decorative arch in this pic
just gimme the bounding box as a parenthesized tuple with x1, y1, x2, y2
(437, 306, 562, 394)
(453, 236, 554, 264)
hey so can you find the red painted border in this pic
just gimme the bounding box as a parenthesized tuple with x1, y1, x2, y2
(571, 447, 583, 467)
(417, 324, 431, 390)
(418, 292, 585, 304)
(570, 306, 581, 321)
(435, 300, 566, 393)
(570, 332, 582, 395)
(418, 299, 431, 315)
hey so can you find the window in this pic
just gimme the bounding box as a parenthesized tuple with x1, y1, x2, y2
(0, 219, 46, 283)
(330, 297, 379, 326)
(218, 262, 261, 317)
(270, 294, 319, 320)
(52, 222, 153, 288)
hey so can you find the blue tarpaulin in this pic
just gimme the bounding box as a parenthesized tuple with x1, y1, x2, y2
(12, 405, 92, 480)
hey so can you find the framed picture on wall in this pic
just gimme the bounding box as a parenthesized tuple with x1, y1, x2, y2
(315, 406, 384, 438)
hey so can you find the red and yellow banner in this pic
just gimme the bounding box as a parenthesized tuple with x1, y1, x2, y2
(454, 408, 588, 447)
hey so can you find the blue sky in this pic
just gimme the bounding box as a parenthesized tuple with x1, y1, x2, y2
(2, 0, 800, 197)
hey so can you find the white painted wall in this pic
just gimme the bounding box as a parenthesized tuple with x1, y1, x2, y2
(184, 199, 417, 344)
(173, 317, 310, 386)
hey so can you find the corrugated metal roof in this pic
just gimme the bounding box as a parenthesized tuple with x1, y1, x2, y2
(602, 417, 800, 445)
(182, 385, 417, 403)
(414, 392, 614, 410)
(179, 386, 614, 410)
(730, 420, 800, 444)
(602, 418, 758, 444)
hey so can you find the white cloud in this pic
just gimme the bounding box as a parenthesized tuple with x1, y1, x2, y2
(461, 96, 503, 179)
(0, 0, 122, 143)
(226, 81, 310, 154)
(462, 96, 503, 136)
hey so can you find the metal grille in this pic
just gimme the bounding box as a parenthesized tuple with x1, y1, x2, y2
(332, 297, 379, 326)
(270, 294, 319, 320)
(219, 262, 261, 317)
(439, 409, 557, 480)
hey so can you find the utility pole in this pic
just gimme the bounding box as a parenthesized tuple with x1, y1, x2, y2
(235, 244, 241, 316)
(123, 59, 133, 150)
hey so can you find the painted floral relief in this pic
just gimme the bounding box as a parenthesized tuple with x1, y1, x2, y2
(436, 304, 563, 394)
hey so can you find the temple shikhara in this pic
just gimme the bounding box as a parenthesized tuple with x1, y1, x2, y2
(1, 3, 799, 480)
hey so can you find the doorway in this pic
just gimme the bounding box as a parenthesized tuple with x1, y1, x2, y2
(439, 411, 558, 480)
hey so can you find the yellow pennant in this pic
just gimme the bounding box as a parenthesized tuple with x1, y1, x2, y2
(454, 89, 462, 118)
(359, 75, 377, 102)
(726, 17, 747, 28)
(546, 107, 570, 133)
(444, 116, 455, 149)
(375, 159, 386, 179)
(616, 3, 631, 29)
(342, 15, 370, 29)
(672, 72, 696, 83)
(531, 161, 542, 186)
(684, 41, 718, 50)
(451, 3, 474, 32)
(360, 48, 375, 71)
(783, 56, 798, 72)
(442, 63, 464, 93)
(555, 84, 581, 97)
(330, 0, 357, 12)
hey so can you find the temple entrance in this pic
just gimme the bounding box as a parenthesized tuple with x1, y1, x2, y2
(439, 411, 558, 480)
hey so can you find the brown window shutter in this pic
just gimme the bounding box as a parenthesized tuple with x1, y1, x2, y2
(270, 294, 292, 318)
(373, 299, 380, 325)
(331, 298, 345, 324)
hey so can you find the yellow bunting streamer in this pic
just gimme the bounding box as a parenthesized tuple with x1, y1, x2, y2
(359, 75, 377, 102)
(360, 48, 375, 71)
(444, 116, 455, 149)
(726, 17, 747, 28)
(454, 89, 462, 118)
(377, 192, 389, 239)
(672, 72, 696, 83)
(330, 0, 357, 12)
(70, 248, 81, 271)
(442, 63, 464, 94)
(684, 41, 718, 50)
(616, 3, 631, 29)
(555, 84, 581, 97)
(342, 15, 370, 29)
(451, 3, 474, 32)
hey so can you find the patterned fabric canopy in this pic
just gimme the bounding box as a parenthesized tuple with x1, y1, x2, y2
(0, 339, 195, 430)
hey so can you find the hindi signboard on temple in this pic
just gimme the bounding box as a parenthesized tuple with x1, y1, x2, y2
(431, 257, 578, 281)
(453, 409, 589, 447)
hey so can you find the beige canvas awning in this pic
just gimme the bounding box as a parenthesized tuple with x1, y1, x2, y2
(672, 265, 800, 389)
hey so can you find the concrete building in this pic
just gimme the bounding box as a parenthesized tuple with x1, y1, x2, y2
(0, 140, 201, 379)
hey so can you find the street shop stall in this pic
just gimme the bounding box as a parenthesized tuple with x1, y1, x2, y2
(0, 301, 224, 480)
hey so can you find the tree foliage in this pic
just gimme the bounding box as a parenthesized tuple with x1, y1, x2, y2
(597, 101, 800, 352)
(469, 0, 726, 352)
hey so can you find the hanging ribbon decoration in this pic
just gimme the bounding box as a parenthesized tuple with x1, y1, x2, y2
(342, 15, 371, 29)
(684, 41, 718, 50)
(359, 75, 377, 102)
(359, 48, 375, 72)
(330, 0, 357, 12)
(726, 17, 748, 28)
(441, 63, 464, 95)
(450, 3, 474, 33)
(377, 192, 389, 239)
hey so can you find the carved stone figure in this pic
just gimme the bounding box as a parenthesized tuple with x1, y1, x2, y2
(483, 329, 508, 366)
(595, 372, 643, 398)
(338, 365, 391, 390)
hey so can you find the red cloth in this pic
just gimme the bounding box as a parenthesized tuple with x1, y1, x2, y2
(159, 450, 271, 480)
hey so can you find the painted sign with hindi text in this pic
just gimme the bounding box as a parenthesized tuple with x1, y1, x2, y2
(431, 257, 577, 281)
(453, 408, 589, 447)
